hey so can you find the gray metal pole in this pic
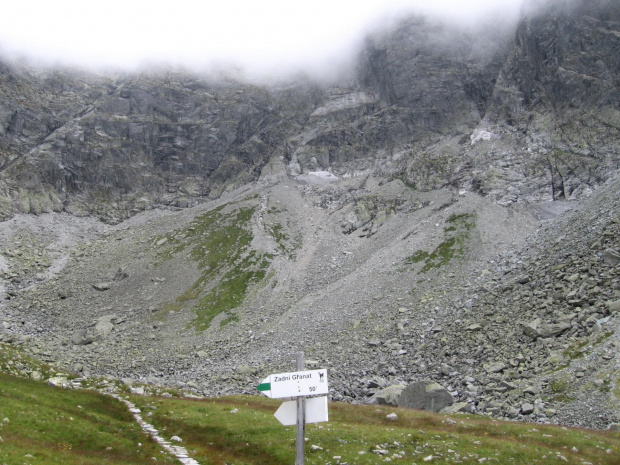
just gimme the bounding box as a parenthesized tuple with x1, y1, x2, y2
(295, 352, 305, 465)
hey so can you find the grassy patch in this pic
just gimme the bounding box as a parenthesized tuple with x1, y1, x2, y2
(266, 222, 299, 259)
(2, 344, 619, 465)
(265, 206, 302, 259)
(404, 250, 429, 264)
(563, 331, 614, 360)
(128, 394, 620, 465)
(154, 201, 272, 330)
(0, 372, 177, 465)
(549, 377, 574, 403)
(405, 213, 476, 273)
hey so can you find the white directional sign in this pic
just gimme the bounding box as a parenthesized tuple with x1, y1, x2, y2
(274, 396, 329, 426)
(257, 369, 328, 398)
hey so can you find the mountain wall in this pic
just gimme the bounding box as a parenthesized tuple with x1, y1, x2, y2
(0, 0, 618, 223)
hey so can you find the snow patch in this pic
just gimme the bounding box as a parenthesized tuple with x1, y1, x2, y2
(296, 171, 339, 184)
(470, 130, 496, 145)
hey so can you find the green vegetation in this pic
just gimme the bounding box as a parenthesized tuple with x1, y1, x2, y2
(1, 343, 619, 465)
(264, 206, 301, 258)
(127, 394, 620, 465)
(563, 331, 614, 361)
(549, 376, 574, 403)
(155, 201, 272, 330)
(405, 213, 476, 273)
(0, 372, 177, 465)
(404, 249, 429, 264)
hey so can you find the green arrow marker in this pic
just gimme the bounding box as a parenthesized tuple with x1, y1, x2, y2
(257, 382, 271, 392)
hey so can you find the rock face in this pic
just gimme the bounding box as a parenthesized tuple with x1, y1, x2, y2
(0, 0, 618, 222)
(396, 381, 454, 413)
(467, 0, 620, 204)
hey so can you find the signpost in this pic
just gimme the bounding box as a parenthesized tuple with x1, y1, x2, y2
(257, 368, 328, 399)
(274, 396, 328, 426)
(258, 352, 329, 465)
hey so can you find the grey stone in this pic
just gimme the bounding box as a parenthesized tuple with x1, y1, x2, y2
(520, 403, 535, 415)
(47, 377, 70, 388)
(93, 282, 112, 291)
(371, 385, 406, 406)
(499, 380, 516, 390)
(236, 365, 259, 376)
(484, 362, 506, 374)
(523, 319, 571, 339)
(440, 402, 470, 414)
(397, 380, 454, 413)
(466, 323, 483, 332)
(603, 249, 620, 266)
(73, 315, 118, 345)
(114, 267, 129, 281)
(607, 300, 620, 313)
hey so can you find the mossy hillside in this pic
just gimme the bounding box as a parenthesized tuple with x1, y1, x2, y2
(404, 212, 476, 273)
(155, 200, 272, 330)
(1, 341, 619, 465)
(129, 394, 620, 465)
(0, 371, 178, 465)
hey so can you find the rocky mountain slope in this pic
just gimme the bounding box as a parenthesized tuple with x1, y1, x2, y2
(1, 0, 618, 222)
(0, 0, 619, 430)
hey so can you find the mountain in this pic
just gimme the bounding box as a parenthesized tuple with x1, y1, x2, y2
(0, 0, 619, 430)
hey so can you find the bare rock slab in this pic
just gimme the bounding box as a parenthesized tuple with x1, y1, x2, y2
(397, 380, 454, 413)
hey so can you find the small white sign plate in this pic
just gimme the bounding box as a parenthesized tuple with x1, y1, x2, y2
(258, 369, 328, 398)
(274, 396, 329, 426)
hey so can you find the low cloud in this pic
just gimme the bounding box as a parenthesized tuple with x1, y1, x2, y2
(0, 0, 530, 76)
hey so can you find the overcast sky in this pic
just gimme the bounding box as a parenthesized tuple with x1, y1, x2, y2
(0, 0, 526, 75)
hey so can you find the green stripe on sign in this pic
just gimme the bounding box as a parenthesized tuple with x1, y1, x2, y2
(257, 383, 271, 392)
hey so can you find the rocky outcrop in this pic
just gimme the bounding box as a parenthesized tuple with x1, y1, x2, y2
(464, 0, 620, 203)
(0, 70, 321, 223)
(1, 0, 618, 222)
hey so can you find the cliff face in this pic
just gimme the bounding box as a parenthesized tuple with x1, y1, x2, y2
(0, 0, 618, 223)
(467, 0, 620, 203)
(0, 67, 321, 222)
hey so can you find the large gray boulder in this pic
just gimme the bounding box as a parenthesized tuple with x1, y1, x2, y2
(72, 314, 118, 345)
(523, 318, 571, 339)
(396, 380, 454, 413)
(370, 385, 406, 406)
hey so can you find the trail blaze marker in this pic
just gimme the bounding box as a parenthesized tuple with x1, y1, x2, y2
(257, 368, 328, 399)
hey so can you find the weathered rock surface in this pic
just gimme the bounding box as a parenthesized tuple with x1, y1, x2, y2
(0, 0, 618, 222)
(397, 381, 454, 413)
(371, 385, 406, 406)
